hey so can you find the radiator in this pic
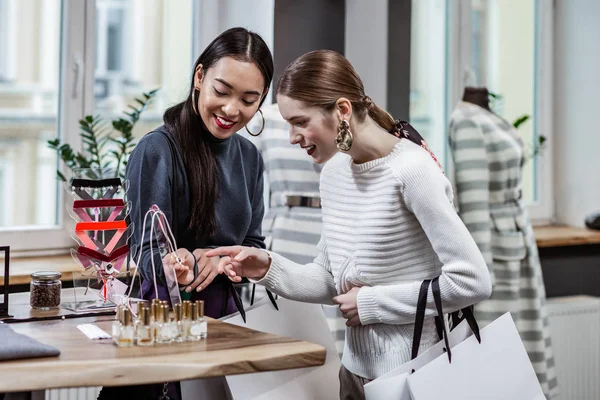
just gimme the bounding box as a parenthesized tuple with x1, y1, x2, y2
(547, 295, 600, 400)
(44, 387, 101, 400)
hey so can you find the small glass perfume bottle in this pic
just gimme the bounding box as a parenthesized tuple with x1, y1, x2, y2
(151, 299, 161, 339)
(173, 303, 186, 343)
(116, 308, 134, 347)
(135, 305, 154, 346)
(112, 305, 123, 345)
(188, 300, 207, 341)
(157, 304, 178, 344)
(182, 300, 192, 339)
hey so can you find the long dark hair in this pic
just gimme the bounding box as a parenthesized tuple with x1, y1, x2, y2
(163, 27, 273, 237)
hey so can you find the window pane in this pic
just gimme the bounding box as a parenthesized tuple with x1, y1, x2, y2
(409, 0, 448, 168)
(470, 0, 537, 203)
(94, 0, 193, 144)
(0, 0, 61, 229)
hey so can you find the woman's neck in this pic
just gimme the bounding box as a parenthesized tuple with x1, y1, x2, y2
(348, 117, 400, 165)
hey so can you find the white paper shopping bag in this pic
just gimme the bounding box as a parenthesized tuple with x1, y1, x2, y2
(364, 320, 472, 400)
(221, 297, 341, 400)
(407, 312, 545, 400)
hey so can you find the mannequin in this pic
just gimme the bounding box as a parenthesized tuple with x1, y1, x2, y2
(462, 87, 491, 111)
(448, 94, 558, 398)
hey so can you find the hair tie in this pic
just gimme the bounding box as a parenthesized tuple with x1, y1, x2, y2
(389, 119, 406, 136)
(362, 95, 375, 110)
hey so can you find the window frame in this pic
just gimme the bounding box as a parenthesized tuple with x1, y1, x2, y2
(2, 0, 276, 256)
(0, 0, 16, 83)
(0, 0, 92, 256)
(447, 0, 555, 224)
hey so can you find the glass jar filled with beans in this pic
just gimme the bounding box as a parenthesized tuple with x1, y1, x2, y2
(30, 271, 62, 310)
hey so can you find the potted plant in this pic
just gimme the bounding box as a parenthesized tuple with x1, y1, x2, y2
(47, 88, 159, 181)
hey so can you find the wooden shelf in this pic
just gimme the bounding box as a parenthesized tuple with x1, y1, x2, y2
(1, 255, 80, 286)
(534, 225, 600, 248)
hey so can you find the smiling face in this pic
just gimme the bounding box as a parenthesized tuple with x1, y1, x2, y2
(194, 57, 266, 139)
(277, 94, 339, 164)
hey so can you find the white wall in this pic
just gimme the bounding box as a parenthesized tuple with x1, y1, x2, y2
(194, 0, 275, 103)
(554, 0, 600, 226)
(345, 0, 388, 108)
(194, 0, 274, 53)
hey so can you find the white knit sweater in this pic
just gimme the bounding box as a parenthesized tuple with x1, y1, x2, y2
(257, 140, 491, 379)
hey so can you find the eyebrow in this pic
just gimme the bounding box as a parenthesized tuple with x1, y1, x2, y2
(215, 78, 261, 96)
(287, 116, 306, 123)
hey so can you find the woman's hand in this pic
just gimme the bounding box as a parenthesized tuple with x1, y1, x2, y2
(184, 249, 230, 293)
(204, 246, 271, 282)
(161, 248, 227, 292)
(333, 287, 362, 327)
(162, 248, 196, 285)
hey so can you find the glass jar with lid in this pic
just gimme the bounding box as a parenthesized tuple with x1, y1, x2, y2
(30, 271, 62, 310)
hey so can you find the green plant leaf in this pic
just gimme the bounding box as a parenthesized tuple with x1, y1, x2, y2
(513, 115, 531, 129)
(56, 170, 67, 182)
(48, 88, 159, 180)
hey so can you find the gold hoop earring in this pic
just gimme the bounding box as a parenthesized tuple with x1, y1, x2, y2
(335, 120, 353, 151)
(245, 109, 265, 137)
(191, 88, 200, 115)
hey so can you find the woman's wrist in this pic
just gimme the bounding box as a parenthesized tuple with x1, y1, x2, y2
(252, 249, 272, 280)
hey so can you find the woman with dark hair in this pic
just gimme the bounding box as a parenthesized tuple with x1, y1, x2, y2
(102, 27, 272, 399)
(206, 50, 492, 400)
(127, 27, 272, 312)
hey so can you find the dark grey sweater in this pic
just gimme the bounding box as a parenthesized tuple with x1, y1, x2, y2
(126, 125, 265, 288)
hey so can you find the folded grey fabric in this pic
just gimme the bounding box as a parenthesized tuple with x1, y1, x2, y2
(0, 323, 60, 361)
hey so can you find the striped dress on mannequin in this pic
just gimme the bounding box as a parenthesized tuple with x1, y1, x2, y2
(448, 100, 558, 399)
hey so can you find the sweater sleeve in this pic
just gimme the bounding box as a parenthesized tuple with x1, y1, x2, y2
(448, 119, 494, 281)
(126, 134, 174, 286)
(356, 146, 492, 326)
(242, 154, 266, 249)
(252, 237, 338, 304)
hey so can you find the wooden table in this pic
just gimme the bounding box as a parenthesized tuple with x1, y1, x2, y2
(0, 313, 326, 393)
(533, 225, 600, 248)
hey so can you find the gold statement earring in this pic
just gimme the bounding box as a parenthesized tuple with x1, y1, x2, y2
(335, 120, 353, 151)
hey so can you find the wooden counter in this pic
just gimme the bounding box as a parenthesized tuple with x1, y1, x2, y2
(0, 314, 326, 392)
(0, 255, 80, 286)
(533, 225, 600, 248)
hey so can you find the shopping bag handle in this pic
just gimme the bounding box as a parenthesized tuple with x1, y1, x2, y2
(449, 306, 481, 343)
(250, 283, 279, 311)
(411, 277, 482, 363)
(431, 277, 452, 362)
(412, 279, 446, 360)
(411, 279, 431, 359)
